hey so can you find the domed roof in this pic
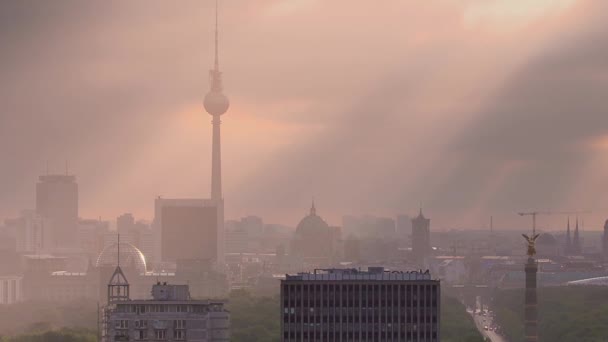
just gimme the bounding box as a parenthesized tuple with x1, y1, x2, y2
(96, 242, 147, 274)
(537, 233, 557, 245)
(295, 202, 329, 238)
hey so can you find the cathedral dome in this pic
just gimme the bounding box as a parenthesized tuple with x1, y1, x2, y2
(96, 242, 147, 274)
(295, 207, 330, 238)
(292, 203, 336, 259)
(536, 233, 557, 245)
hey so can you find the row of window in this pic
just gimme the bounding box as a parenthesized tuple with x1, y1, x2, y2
(283, 302, 437, 315)
(115, 320, 186, 330)
(131, 329, 187, 341)
(283, 315, 439, 324)
(282, 323, 439, 331)
(115, 304, 210, 314)
(283, 331, 438, 340)
(283, 283, 438, 294)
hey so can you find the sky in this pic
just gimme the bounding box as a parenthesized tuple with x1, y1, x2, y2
(1, 0, 608, 230)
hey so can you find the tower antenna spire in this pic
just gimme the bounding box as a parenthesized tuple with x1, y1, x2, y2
(214, 0, 219, 72)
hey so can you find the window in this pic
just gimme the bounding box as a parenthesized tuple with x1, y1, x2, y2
(115, 320, 128, 329)
(174, 330, 186, 340)
(174, 320, 186, 329)
(134, 320, 147, 329)
(155, 329, 167, 340)
(135, 330, 148, 340)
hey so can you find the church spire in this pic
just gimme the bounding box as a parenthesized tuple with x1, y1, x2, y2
(573, 216, 581, 254)
(565, 217, 572, 254)
(310, 199, 316, 216)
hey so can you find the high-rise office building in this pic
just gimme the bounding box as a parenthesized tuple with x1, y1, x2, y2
(35, 174, 78, 249)
(154, 198, 220, 263)
(281, 267, 440, 342)
(411, 209, 431, 262)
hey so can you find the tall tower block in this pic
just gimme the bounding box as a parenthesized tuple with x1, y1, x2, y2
(203, 0, 229, 264)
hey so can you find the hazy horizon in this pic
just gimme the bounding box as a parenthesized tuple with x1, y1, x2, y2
(2, 0, 608, 229)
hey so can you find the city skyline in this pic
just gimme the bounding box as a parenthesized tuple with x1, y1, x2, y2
(2, 1, 608, 228)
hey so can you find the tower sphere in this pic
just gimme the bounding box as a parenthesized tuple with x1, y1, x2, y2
(204, 90, 230, 116)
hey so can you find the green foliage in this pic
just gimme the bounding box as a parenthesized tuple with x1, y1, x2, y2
(0, 300, 97, 337)
(228, 289, 281, 342)
(1, 328, 96, 342)
(441, 295, 485, 342)
(494, 287, 608, 342)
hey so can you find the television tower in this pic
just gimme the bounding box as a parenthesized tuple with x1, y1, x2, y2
(204, 0, 229, 202)
(203, 0, 229, 264)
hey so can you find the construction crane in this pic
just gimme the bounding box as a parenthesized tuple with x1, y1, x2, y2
(518, 210, 592, 235)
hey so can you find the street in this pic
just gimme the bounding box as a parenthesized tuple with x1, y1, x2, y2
(471, 311, 506, 342)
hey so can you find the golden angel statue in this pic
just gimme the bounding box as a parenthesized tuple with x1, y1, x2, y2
(522, 233, 540, 257)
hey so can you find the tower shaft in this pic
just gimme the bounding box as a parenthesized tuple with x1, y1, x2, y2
(524, 257, 538, 342)
(211, 116, 222, 201)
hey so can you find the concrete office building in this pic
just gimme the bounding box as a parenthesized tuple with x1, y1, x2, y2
(281, 267, 440, 342)
(103, 281, 230, 342)
(412, 209, 431, 262)
(154, 198, 221, 264)
(102, 237, 230, 342)
(36, 174, 79, 250)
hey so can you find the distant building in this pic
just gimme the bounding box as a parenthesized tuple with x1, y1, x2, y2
(342, 215, 396, 239)
(291, 202, 340, 264)
(116, 214, 153, 261)
(6, 210, 49, 253)
(396, 214, 412, 241)
(78, 218, 110, 265)
(281, 267, 440, 341)
(102, 265, 230, 341)
(36, 174, 79, 250)
(603, 220, 608, 260)
(535, 233, 559, 257)
(0, 276, 22, 304)
(154, 198, 221, 264)
(411, 209, 431, 262)
(22, 242, 228, 303)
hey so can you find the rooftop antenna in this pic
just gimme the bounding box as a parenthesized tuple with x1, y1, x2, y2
(117, 234, 120, 268)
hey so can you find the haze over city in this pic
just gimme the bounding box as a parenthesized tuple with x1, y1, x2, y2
(2, 0, 608, 229)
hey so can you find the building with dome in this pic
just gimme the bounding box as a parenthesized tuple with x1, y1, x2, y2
(290, 203, 341, 265)
(96, 242, 147, 274)
(21, 240, 228, 303)
(535, 233, 559, 257)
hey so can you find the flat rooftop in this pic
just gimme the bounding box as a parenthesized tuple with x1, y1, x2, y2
(285, 267, 434, 282)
